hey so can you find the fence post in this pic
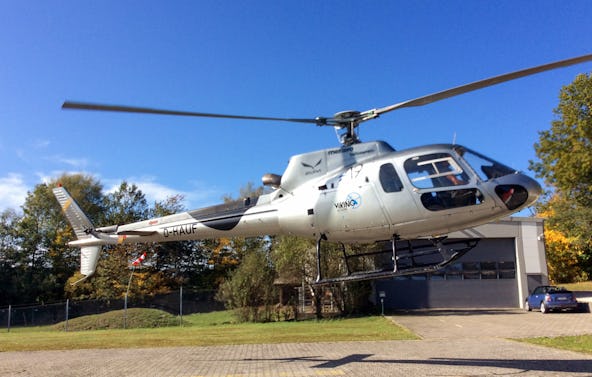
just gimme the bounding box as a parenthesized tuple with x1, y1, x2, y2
(65, 299, 69, 332)
(124, 292, 128, 329)
(7, 305, 10, 332)
(179, 286, 183, 327)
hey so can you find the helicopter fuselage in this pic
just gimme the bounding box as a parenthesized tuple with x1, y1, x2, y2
(66, 140, 541, 248)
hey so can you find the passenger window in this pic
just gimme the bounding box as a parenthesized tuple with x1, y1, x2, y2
(420, 188, 484, 211)
(404, 153, 469, 189)
(379, 163, 403, 193)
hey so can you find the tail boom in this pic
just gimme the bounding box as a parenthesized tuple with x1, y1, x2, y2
(53, 185, 282, 280)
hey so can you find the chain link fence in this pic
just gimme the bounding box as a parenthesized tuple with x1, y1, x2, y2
(1, 289, 223, 330)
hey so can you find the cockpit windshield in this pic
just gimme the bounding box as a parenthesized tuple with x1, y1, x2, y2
(454, 146, 516, 181)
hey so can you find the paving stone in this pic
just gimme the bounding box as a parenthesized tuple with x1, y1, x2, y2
(1, 310, 591, 376)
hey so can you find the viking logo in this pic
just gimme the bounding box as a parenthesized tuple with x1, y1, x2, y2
(334, 192, 362, 210)
(302, 159, 322, 175)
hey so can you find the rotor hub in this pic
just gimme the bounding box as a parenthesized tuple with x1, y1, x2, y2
(333, 110, 361, 125)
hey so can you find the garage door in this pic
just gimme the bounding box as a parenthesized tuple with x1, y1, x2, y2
(375, 238, 518, 309)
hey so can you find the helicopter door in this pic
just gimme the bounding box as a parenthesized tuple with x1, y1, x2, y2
(374, 162, 422, 232)
(314, 164, 390, 242)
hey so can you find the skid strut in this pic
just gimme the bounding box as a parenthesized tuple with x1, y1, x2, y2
(315, 234, 327, 282)
(391, 235, 400, 274)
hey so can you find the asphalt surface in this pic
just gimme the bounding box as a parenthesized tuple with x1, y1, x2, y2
(2, 309, 592, 377)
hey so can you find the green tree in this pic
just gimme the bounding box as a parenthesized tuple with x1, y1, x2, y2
(14, 174, 103, 304)
(214, 182, 277, 320)
(218, 181, 269, 276)
(271, 235, 315, 284)
(271, 235, 373, 317)
(530, 72, 592, 279)
(216, 248, 276, 322)
(103, 181, 150, 224)
(150, 194, 215, 289)
(0, 209, 23, 305)
(531, 73, 592, 207)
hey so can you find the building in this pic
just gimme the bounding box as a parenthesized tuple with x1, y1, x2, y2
(373, 217, 546, 309)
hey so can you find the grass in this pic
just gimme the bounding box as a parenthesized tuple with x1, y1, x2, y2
(518, 281, 592, 354)
(518, 335, 592, 355)
(5, 307, 592, 356)
(561, 281, 592, 291)
(0, 310, 418, 352)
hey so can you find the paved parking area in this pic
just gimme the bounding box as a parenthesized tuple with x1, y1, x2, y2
(1, 309, 592, 377)
(393, 308, 592, 339)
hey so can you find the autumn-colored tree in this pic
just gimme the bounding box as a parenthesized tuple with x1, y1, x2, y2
(537, 196, 589, 283)
(66, 182, 174, 300)
(543, 228, 587, 283)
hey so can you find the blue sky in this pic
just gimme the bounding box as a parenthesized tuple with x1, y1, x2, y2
(1, 1, 591, 213)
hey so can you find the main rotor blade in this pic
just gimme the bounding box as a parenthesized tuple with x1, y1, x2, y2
(375, 53, 592, 115)
(62, 101, 321, 125)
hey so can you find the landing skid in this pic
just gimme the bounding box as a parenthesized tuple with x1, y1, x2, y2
(314, 235, 479, 285)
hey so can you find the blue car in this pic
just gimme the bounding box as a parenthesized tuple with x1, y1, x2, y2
(525, 285, 578, 313)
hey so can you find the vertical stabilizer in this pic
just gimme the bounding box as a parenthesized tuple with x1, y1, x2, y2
(52, 186, 94, 239)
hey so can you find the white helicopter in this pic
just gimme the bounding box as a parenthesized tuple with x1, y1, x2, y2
(55, 54, 592, 284)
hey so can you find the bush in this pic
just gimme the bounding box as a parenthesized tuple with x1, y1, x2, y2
(216, 250, 277, 322)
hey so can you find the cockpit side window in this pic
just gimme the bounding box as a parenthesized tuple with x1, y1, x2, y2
(379, 163, 403, 193)
(454, 146, 516, 181)
(404, 153, 469, 189)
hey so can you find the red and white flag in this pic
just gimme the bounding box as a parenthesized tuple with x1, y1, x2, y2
(132, 252, 147, 267)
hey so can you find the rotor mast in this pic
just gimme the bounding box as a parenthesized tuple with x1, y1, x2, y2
(326, 109, 380, 145)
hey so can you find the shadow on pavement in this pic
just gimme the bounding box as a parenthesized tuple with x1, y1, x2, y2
(245, 353, 592, 374)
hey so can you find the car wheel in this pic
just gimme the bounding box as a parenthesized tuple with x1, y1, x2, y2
(540, 302, 548, 314)
(525, 301, 531, 311)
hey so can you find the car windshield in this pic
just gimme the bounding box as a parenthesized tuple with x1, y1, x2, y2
(454, 146, 516, 181)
